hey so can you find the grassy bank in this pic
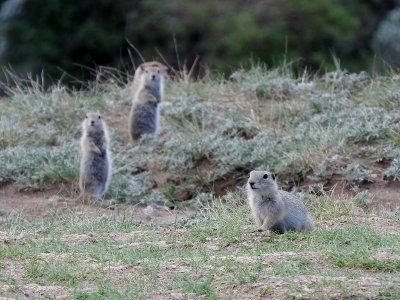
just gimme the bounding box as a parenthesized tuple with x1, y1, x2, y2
(0, 65, 399, 206)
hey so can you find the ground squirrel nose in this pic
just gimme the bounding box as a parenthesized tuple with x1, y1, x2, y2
(90, 121, 95, 125)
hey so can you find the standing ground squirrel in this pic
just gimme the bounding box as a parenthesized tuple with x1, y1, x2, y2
(79, 112, 112, 203)
(247, 170, 314, 233)
(129, 61, 168, 142)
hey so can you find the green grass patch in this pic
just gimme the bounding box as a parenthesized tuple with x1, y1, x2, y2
(0, 195, 399, 298)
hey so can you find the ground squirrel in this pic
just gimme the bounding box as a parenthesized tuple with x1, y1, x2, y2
(247, 170, 314, 233)
(79, 112, 112, 203)
(129, 61, 168, 141)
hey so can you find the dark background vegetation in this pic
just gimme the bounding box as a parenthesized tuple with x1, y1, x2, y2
(0, 0, 399, 84)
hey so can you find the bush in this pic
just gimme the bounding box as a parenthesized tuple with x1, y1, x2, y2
(0, 0, 396, 83)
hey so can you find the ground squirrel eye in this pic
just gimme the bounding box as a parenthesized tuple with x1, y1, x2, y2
(263, 174, 268, 179)
(272, 174, 276, 180)
(98, 115, 101, 119)
(157, 70, 160, 74)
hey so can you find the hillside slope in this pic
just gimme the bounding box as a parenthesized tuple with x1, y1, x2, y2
(0, 66, 399, 208)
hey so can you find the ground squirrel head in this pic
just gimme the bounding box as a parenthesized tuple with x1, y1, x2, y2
(136, 61, 168, 90)
(247, 170, 278, 198)
(82, 112, 105, 135)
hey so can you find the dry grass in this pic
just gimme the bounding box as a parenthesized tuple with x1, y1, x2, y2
(0, 65, 400, 208)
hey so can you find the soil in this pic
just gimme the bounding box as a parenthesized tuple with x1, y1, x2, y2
(0, 184, 196, 224)
(304, 174, 400, 212)
(361, 181, 400, 211)
(0, 173, 398, 222)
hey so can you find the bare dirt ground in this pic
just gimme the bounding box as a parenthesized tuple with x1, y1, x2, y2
(0, 178, 399, 223)
(320, 175, 400, 212)
(0, 185, 197, 224)
(363, 181, 400, 211)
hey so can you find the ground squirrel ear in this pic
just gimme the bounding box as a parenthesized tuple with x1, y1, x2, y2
(140, 65, 145, 71)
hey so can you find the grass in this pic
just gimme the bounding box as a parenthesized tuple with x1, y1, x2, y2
(0, 64, 400, 298)
(0, 64, 399, 203)
(0, 192, 399, 298)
